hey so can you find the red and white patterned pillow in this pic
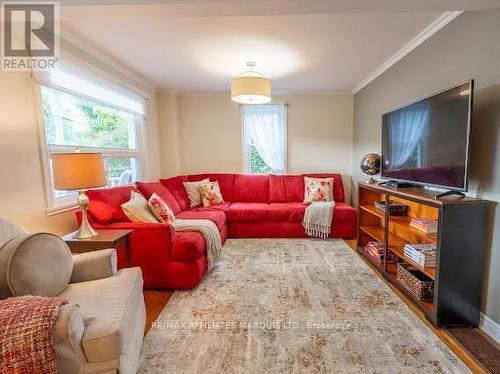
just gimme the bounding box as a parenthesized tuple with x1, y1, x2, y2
(148, 193, 176, 223)
(199, 181, 224, 207)
(303, 177, 334, 204)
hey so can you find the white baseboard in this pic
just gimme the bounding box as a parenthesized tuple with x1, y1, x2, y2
(479, 312, 500, 344)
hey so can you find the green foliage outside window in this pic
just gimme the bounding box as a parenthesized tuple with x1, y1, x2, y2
(78, 104, 132, 178)
(249, 144, 273, 174)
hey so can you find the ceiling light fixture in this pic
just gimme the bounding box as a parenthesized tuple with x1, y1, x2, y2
(231, 61, 271, 104)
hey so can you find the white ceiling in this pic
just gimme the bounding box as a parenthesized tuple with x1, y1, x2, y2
(59, 1, 500, 93)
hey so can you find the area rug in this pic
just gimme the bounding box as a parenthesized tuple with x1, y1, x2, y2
(139, 239, 469, 373)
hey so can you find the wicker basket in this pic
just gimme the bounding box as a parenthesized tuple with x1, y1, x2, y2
(396, 262, 434, 301)
(374, 200, 409, 216)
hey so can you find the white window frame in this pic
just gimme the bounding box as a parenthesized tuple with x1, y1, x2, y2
(241, 103, 287, 174)
(35, 84, 146, 215)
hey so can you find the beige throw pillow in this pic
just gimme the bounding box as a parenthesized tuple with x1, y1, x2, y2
(183, 178, 209, 207)
(121, 191, 159, 223)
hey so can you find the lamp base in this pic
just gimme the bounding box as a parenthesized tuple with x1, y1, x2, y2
(73, 190, 98, 240)
(73, 220, 98, 239)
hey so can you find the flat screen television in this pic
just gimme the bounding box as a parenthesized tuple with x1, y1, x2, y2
(381, 80, 473, 191)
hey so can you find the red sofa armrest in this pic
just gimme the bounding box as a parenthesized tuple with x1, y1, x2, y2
(91, 222, 176, 263)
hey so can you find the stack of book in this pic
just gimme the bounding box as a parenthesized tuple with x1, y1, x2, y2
(403, 243, 437, 268)
(364, 241, 396, 265)
(373, 200, 409, 216)
(409, 217, 438, 233)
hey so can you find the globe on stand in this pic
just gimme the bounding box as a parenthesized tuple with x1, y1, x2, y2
(360, 153, 381, 184)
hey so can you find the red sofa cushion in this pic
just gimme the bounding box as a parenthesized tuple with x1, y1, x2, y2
(233, 175, 269, 202)
(304, 173, 345, 203)
(188, 174, 235, 202)
(159, 176, 190, 211)
(226, 202, 269, 221)
(268, 203, 306, 222)
(334, 202, 357, 222)
(87, 185, 138, 224)
(269, 175, 304, 203)
(175, 210, 226, 231)
(135, 181, 182, 214)
(171, 231, 206, 263)
(190, 202, 231, 212)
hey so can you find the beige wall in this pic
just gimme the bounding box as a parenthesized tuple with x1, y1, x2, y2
(352, 10, 500, 325)
(0, 69, 161, 235)
(158, 93, 354, 201)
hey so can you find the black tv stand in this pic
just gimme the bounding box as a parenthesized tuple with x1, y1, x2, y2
(435, 190, 466, 199)
(378, 180, 419, 189)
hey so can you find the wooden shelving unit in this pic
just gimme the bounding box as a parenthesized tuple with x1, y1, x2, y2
(357, 182, 491, 327)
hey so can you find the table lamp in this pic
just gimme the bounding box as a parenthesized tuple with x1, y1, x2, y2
(52, 152, 107, 239)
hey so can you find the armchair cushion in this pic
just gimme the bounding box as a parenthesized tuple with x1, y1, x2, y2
(59, 268, 145, 363)
(0, 218, 27, 248)
(0, 233, 73, 299)
(70, 249, 118, 284)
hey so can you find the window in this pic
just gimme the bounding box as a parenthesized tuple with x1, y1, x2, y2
(36, 68, 146, 211)
(242, 104, 287, 174)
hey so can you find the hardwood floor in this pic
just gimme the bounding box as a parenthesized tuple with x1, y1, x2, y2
(142, 238, 489, 373)
(143, 290, 173, 335)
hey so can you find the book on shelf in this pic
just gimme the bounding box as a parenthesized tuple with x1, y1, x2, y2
(364, 241, 396, 264)
(409, 217, 438, 233)
(403, 243, 436, 268)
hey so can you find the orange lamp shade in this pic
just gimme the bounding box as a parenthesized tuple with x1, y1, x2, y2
(51, 152, 107, 190)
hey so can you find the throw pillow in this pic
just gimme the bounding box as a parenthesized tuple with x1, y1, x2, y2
(303, 177, 334, 204)
(200, 181, 224, 207)
(148, 193, 176, 223)
(121, 191, 158, 223)
(183, 179, 209, 207)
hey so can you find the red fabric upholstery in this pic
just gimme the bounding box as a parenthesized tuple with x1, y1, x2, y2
(304, 173, 345, 203)
(233, 174, 269, 202)
(229, 220, 355, 239)
(171, 231, 206, 262)
(190, 202, 232, 212)
(269, 175, 304, 203)
(86, 185, 138, 224)
(90, 222, 176, 288)
(268, 203, 306, 222)
(175, 209, 226, 231)
(226, 203, 269, 221)
(84, 172, 355, 290)
(334, 202, 357, 223)
(159, 175, 190, 211)
(188, 174, 236, 202)
(136, 181, 182, 214)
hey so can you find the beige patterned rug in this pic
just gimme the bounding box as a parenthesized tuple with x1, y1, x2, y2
(139, 239, 469, 373)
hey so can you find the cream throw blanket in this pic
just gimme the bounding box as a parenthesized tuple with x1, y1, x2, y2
(303, 201, 335, 239)
(172, 219, 222, 268)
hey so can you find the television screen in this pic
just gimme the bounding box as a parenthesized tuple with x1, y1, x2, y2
(381, 81, 473, 191)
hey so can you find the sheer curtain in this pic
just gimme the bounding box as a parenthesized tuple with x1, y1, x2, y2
(243, 104, 286, 173)
(388, 102, 430, 169)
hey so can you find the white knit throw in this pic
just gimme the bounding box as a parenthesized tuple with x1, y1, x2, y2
(302, 201, 335, 239)
(172, 219, 222, 268)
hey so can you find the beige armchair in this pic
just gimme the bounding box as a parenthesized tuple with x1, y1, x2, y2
(0, 218, 146, 374)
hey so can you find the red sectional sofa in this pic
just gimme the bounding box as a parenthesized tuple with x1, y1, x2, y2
(84, 173, 356, 290)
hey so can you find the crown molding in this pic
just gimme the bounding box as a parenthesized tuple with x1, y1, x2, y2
(352, 11, 463, 94)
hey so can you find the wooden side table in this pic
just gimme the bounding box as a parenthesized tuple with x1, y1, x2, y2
(62, 229, 133, 267)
